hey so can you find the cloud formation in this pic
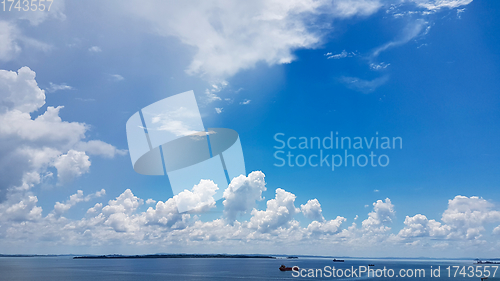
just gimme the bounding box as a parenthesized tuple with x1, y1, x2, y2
(121, 0, 388, 82)
(223, 171, 267, 222)
(340, 75, 389, 93)
(0, 170, 499, 256)
(0, 67, 125, 201)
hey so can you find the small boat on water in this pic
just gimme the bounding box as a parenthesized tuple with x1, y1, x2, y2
(333, 259, 344, 262)
(475, 259, 500, 264)
(279, 265, 299, 271)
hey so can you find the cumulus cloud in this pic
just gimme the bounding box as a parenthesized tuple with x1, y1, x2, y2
(399, 195, 500, 241)
(362, 198, 395, 233)
(2, 175, 500, 256)
(3, 195, 42, 221)
(144, 197, 190, 228)
(0, 66, 46, 113)
(442, 195, 500, 239)
(306, 216, 346, 235)
(223, 171, 267, 222)
(53, 150, 91, 185)
(493, 225, 500, 235)
(0, 67, 125, 201)
(301, 199, 324, 221)
(103, 189, 143, 216)
(398, 214, 450, 238)
(53, 189, 106, 215)
(248, 188, 300, 233)
(176, 179, 219, 213)
(87, 202, 103, 214)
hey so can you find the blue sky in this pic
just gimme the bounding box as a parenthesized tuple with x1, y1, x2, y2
(1, 0, 500, 258)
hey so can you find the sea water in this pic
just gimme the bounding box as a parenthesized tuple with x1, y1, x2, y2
(0, 257, 493, 280)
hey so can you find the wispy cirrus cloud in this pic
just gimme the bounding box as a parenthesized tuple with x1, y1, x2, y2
(372, 19, 428, 58)
(46, 82, 73, 93)
(324, 50, 357, 59)
(340, 75, 389, 93)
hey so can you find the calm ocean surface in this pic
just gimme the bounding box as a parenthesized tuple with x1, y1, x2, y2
(0, 257, 494, 280)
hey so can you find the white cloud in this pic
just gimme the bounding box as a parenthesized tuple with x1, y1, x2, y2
(2, 178, 500, 256)
(0, 21, 21, 61)
(0, 67, 125, 201)
(398, 214, 450, 238)
(398, 196, 500, 240)
(53, 189, 106, 215)
(325, 50, 357, 59)
(122, 0, 385, 81)
(240, 99, 251, 105)
(75, 140, 128, 158)
(176, 179, 219, 213)
(146, 199, 156, 205)
(362, 198, 395, 233)
(144, 197, 190, 228)
(372, 19, 428, 57)
(110, 74, 124, 81)
(46, 82, 73, 93)
(215, 107, 223, 114)
(370, 62, 390, 70)
(306, 216, 346, 235)
(223, 171, 267, 222)
(340, 75, 389, 93)
(0, 66, 46, 113)
(103, 189, 143, 216)
(0, 1, 65, 61)
(204, 82, 227, 103)
(330, 0, 383, 17)
(87, 202, 103, 214)
(301, 199, 324, 221)
(53, 150, 91, 185)
(4, 195, 42, 221)
(88, 46, 102, 53)
(410, 0, 473, 11)
(149, 106, 202, 137)
(442, 195, 500, 239)
(13, 0, 66, 25)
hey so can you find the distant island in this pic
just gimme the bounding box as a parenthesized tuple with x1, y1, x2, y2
(73, 254, 276, 259)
